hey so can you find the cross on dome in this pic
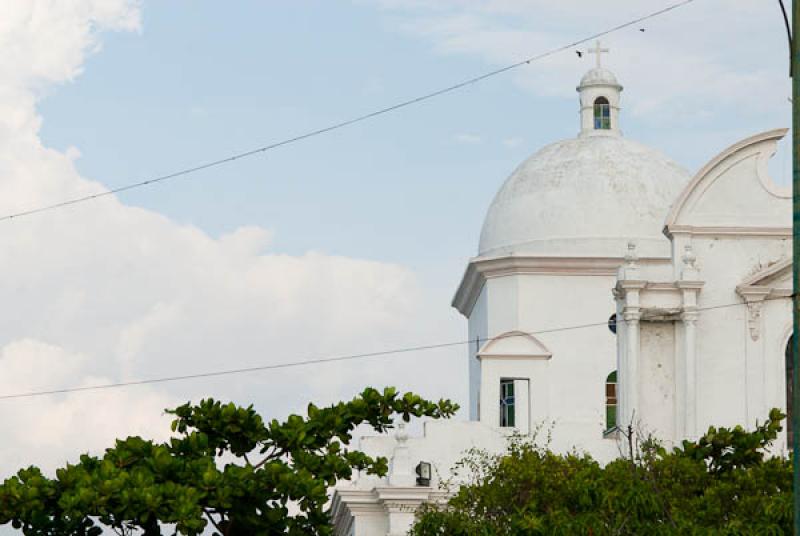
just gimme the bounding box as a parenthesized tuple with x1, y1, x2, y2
(588, 40, 609, 68)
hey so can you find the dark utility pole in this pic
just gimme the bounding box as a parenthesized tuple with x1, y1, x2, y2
(793, 0, 800, 534)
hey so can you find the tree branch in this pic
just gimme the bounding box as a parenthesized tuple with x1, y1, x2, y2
(204, 508, 224, 534)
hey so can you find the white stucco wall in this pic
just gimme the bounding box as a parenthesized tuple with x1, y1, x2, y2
(467, 286, 488, 421)
(515, 273, 618, 454)
(462, 268, 653, 461)
(637, 322, 676, 440)
(692, 235, 790, 430)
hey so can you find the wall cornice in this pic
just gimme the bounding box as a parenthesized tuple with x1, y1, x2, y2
(665, 224, 791, 238)
(329, 489, 383, 534)
(452, 255, 634, 317)
(330, 487, 448, 535)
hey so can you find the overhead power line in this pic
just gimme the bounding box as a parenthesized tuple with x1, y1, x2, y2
(0, 293, 785, 401)
(0, 0, 696, 223)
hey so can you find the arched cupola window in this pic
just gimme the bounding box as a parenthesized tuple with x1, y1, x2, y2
(605, 370, 617, 431)
(594, 97, 611, 130)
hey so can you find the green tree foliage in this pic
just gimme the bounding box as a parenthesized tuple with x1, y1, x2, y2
(411, 409, 791, 535)
(0, 387, 457, 536)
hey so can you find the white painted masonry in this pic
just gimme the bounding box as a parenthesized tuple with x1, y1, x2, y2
(330, 54, 792, 535)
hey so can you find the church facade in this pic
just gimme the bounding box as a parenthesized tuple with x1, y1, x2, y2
(330, 48, 792, 536)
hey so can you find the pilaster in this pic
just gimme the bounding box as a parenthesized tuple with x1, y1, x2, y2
(677, 245, 704, 439)
(679, 308, 698, 438)
(615, 242, 645, 431)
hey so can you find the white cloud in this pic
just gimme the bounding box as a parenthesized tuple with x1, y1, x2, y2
(0, 0, 464, 479)
(0, 339, 174, 473)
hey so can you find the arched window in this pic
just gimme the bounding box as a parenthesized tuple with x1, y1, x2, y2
(594, 97, 610, 130)
(787, 336, 794, 448)
(606, 370, 617, 431)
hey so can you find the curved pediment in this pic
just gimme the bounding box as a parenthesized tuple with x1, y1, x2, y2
(477, 331, 552, 360)
(665, 129, 790, 235)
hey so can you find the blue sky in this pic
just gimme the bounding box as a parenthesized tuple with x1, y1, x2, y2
(0, 0, 792, 485)
(39, 1, 531, 272)
(40, 0, 792, 272)
(37, 0, 793, 287)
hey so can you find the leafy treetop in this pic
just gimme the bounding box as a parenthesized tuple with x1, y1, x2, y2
(0, 387, 458, 536)
(411, 408, 792, 535)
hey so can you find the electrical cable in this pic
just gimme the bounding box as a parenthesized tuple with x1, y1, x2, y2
(0, 292, 786, 401)
(0, 0, 696, 223)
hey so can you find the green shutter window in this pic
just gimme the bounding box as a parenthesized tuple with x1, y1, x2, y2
(500, 379, 515, 427)
(606, 371, 617, 431)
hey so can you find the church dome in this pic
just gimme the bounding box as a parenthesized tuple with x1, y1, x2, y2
(478, 52, 690, 258)
(478, 130, 690, 258)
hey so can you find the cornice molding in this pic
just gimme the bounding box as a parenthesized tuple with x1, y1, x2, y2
(735, 260, 792, 342)
(616, 280, 704, 301)
(330, 486, 449, 533)
(665, 224, 791, 238)
(452, 255, 666, 316)
(738, 258, 792, 288)
(375, 487, 438, 502)
(329, 489, 383, 533)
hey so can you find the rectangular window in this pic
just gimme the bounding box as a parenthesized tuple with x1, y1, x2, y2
(606, 371, 618, 431)
(593, 99, 611, 130)
(500, 379, 515, 427)
(600, 109, 611, 129)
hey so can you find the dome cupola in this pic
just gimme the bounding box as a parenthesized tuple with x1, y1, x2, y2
(577, 41, 623, 137)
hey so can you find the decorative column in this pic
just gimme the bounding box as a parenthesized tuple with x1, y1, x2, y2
(678, 245, 703, 440)
(681, 309, 698, 438)
(617, 242, 645, 431)
(623, 307, 642, 429)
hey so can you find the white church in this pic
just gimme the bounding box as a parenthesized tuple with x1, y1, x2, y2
(330, 44, 793, 536)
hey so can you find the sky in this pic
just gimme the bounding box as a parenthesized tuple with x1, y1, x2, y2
(0, 0, 792, 496)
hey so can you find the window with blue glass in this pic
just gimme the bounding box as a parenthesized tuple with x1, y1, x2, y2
(594, 97, 610, 130)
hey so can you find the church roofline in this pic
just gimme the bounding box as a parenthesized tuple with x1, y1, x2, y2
(451, 254, 669, 317)
(663, 128, 789, 234)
